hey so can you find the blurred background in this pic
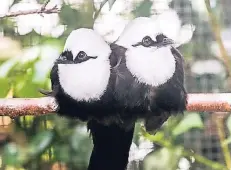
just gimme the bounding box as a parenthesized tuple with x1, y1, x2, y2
(0, 0, 231, 169)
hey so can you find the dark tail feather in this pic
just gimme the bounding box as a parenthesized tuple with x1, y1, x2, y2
(87, 120, 135, 170)
(144, 113, 170, 133)
(39, 88, 54, 96)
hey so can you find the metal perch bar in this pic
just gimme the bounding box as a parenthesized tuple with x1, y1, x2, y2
(0, 93, 231, 117)
(0, 97, 58, 117)
(187, 93, 231, 112)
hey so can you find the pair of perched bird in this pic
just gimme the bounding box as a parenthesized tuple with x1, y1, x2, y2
(42, 16, 187, 170)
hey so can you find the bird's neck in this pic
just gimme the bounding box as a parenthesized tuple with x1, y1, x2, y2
(87, 120, 135, 170)
(58, 61, 110, 102)
(125, 46, 176, 87)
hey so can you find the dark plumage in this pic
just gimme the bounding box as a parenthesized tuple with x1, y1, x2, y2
(41, 16, 188, 170)
(87, 120, 134, 170)
(45, 29, 118, 123)
(109, 44, 187, 132)
(108, 17, 187, 132)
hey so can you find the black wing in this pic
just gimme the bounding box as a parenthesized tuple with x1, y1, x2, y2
(109, 43, 126, 68)
(145, 47, 188, 132)
(171, 46, 188, 110)
(153, 46, 187, 113)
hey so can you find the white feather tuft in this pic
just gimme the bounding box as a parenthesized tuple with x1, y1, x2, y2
(125, 46, 176, 86)
(175, 24, 195, 47)
(64, 28, 111, 60)
(156, 9, 182, 42)
(116, 17, 161, 48)
(155, 10, 195, 47)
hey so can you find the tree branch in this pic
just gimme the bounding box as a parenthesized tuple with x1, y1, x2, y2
(204, 0, 231, 76)
(41, 0, 50, 11)
(93, 0, 108, 21)
(0, 93, 231, 118)
(214, 114, 231, 169)
(0, 5, 60, 19)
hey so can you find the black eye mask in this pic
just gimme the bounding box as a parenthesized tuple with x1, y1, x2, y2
(55, 50, 97, 64)
(132, 34, 174, 48)
(74, 51, 97, 64)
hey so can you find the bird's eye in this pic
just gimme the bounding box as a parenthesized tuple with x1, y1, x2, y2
(142, 36, 153, 47)
(77, 51, 87, 60)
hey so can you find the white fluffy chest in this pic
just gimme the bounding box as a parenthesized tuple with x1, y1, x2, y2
(58, 60, 110, 102)
(126, 47, 176, 87)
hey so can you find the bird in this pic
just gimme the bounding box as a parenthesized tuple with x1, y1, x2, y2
(43, 28, 116, 122)
(109, 17, 188, 133)
(40, 28, 135, 170)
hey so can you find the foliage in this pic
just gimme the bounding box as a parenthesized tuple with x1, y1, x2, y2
(140, 113, 228, 170)
(132, 0, 152, 17)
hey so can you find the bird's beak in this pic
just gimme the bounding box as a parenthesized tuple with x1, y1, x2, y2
(89, 56, 98, 59)
(157, 38, 174, 47)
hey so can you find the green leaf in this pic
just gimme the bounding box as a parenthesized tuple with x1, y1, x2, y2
(226, 115, 231, 134)
(163, 114, 183, 131)
(28, 130, 54, 156)
(132, 0, 153, 17)
(60, 4, 94, 30)
(3, 143, 20, 166)
(54, 144, 70, 162)
(108, 0, 116, 10)
(143, 146, 183, 170)
(144, 131, 165, 141)
(223, 136, 231, 145)
(15, 80, 42, 97)
(70, 128, 82, 151)
(224, 116, 231, 145)
(0, 58, 18, 78)
(0, 78, 10, 97)
(172, 112, 204, 136)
